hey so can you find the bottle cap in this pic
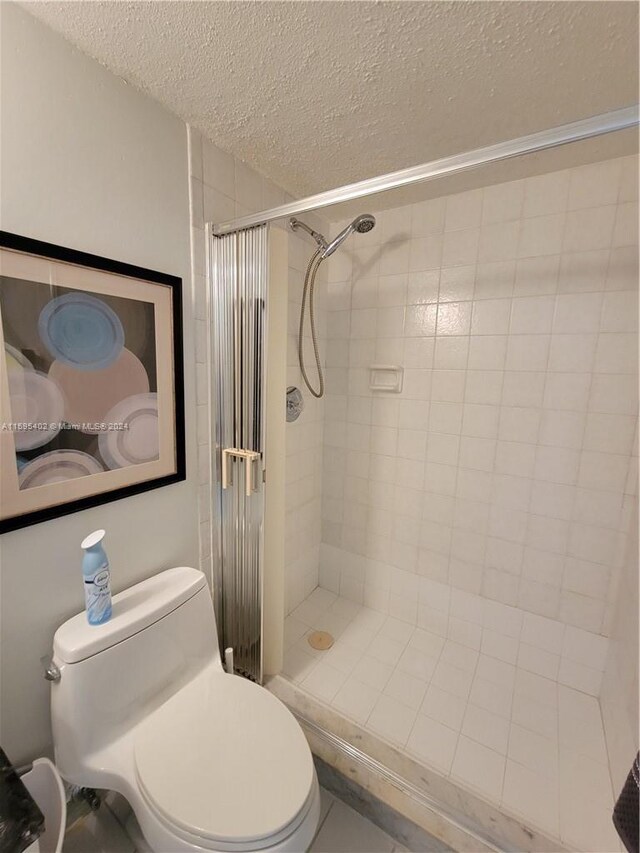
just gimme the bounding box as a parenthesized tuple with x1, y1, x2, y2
(81, 529, 106, 550)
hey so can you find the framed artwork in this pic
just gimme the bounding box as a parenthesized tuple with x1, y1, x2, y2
(0, 232, 185, 533)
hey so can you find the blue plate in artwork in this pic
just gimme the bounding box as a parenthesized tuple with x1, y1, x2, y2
(38, 293, 125, 370)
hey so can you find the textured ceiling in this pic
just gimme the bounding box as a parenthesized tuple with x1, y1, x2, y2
(23, 1, 639, 198)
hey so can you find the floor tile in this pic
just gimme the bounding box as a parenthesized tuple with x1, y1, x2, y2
(329, 596, 362, 620)
(312, 609, 353, 638)
(451, 735, 506, 801)
(508, 723, 558, 778)
(384, 669, 429, 711)
(462, 703, 510, 754)
(502, 759, 559, 838)
(440, 639, 479, 672)
(559, 718, 609, 765)
(322, 641, 362, 674)
(481, 628, 519, 665)
(559, 787, 623, 853)
(558, 685, 608, 764)
(475, 654, 516, 690)
(469, 675, 513, 718)
(518, 642, 560, 681)
(406, 714, 459, 773)
(353, 607, 387, 632)
(558, 684, 602, 730)
(292, 598, 328, 626)
(408, 627, 445, 657)
(351, 654, 394, 690)
(283, 646, 317, 682)
(510, 692, 558, 739)
(420, 684, 467, 731)
(302, 661, 348, 702)
(431, 659, 474, 699)
(396, 646, 439, 681)
(377, 616, 415, 644)
(368, 633, 406, 666)
(559, 748, 614, 807)
(319, 787, 335, 824)
(332, 678, 380, 723)
(340, 621, 380, 651)
(340, 614, 384, 650)
(367, 694, 417, 745)
(311, 798, 395, 853)
(514, 668, 558, 708)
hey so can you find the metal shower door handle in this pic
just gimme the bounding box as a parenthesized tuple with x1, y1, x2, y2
(221, 447, 261, 496)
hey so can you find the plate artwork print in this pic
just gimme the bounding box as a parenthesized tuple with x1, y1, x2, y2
(19, 450, 104, 490)
(5, 344, 35, 375)
(99, 393, 159, 469)
(7, 370, 65, 451)
(0, 232, 184, 533)
(38, 292, 125, 370)
(48, 348, 150, 435)
(15, 456, 29, 473)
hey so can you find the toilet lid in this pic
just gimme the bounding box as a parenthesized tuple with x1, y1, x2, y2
(134, 672, 315, 846)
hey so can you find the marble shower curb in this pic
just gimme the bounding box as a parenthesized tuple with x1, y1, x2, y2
(268, 675, 571, 853)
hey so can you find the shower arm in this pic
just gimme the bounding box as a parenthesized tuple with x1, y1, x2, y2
(289, 218, 328, 253)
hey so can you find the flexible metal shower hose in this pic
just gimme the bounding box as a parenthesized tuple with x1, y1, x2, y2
(298, 247, 325, 398)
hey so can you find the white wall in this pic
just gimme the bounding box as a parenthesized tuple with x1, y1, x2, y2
(319, 156, 638, 696)
(0, 4, 198, 763)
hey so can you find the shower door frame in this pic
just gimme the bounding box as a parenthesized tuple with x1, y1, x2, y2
(209, 224, 269, 683)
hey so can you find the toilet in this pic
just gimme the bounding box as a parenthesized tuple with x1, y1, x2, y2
(49, 567, 321, 852)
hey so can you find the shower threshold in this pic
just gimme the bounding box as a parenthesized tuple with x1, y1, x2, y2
(274, 588, 621, 853)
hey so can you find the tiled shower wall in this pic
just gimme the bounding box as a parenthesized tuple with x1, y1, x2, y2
(319, 156, 638, 693)
(187, 127, 328, 605)
(285, 233, 328, 613)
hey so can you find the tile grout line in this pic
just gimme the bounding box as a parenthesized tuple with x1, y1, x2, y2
(312, 794, 335, 844)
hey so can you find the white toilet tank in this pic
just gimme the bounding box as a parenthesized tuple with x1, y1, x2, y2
(51, 567, 221, 784)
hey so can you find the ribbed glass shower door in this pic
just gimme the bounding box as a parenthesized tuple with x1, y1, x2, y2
(210, 224, 268, 682)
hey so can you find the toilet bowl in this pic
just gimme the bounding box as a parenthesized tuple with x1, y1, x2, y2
(49, 567, 320, 852)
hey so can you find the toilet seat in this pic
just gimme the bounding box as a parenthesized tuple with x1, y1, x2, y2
(133, 671, 315, 851)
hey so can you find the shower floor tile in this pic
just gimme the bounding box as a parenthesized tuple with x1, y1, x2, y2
(284, 589, 622, 852)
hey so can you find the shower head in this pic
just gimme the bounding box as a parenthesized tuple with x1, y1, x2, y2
(290, 214, 376, 258)
(321, 214, 376, 258)
(353, 214, 376, 234)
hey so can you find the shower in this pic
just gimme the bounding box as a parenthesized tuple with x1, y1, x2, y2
(290, 214, 376, 398)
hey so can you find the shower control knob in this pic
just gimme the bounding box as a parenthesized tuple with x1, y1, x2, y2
(286, 387, 304, 422)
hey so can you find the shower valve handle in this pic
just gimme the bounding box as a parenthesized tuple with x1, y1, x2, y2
(221, 447, 261, 496)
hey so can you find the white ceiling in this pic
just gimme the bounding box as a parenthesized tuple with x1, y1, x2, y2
(23, 1, 639, 198)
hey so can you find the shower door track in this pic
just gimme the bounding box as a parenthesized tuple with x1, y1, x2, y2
(211, 105, 638, 235)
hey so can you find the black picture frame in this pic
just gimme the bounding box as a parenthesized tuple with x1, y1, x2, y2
(0, 231, 186, 533)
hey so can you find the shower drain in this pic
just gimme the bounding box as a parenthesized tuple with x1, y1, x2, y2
(307, 631, 334, 651)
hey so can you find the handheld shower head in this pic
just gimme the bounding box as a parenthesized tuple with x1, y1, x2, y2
(294, 212, 376, 400)
(321, 214, 376, 258)
(352, 214, 376, 234)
